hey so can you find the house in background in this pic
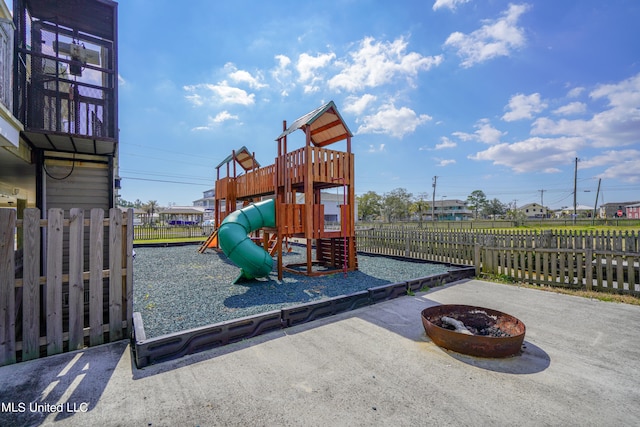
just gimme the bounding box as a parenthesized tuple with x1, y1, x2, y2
(518, 203, 548, 218)
(600, 201, 640, 218)
(295, 191, 357, 223)
(557, 204, 594, 218)
(625, 203, 640, 219)
(159, 206, 205, 225)
(193, 188, 215, 221)
(430, 199, 473, 221)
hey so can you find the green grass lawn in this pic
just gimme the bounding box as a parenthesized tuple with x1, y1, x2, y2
(500, 225, 640, 232)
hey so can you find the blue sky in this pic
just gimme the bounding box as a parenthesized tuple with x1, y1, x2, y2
(113, 0, 640, 209)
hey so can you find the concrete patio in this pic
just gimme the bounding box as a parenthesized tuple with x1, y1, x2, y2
(1, 279, 639, 426)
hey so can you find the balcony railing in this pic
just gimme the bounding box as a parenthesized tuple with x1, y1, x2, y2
(0, 18, 13, 112)
(15, 17, 117, 142)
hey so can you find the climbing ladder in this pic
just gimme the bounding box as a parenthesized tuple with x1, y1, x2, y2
(198, 228, 219, 253)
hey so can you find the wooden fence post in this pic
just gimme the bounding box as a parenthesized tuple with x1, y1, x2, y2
(585, 248, 593, 291)
(474, 243, 481, 276)
(0, 209, 16, 365)
(89, 208, 104, 346)
(109, 208, 123, 341)
(405, 233, 410, 258)
(68, 208, 85, 351)
(46, 208, 64, 356)
(22, 208, 41, 361)
(125, 209, 134, 335)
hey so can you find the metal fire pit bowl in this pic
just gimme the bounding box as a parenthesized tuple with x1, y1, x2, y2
(421, 304, 526, 358)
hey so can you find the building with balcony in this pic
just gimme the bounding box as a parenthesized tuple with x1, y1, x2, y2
(431, 199, 473, 221)
(0, 0, 28, 209)
(193, 188, 215, 220)
(0, 0, 119, 214)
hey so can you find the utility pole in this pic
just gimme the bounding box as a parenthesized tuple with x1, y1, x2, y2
(431, 176, 437, 222)
(538, 189, 545, 206)
(573, 157, 578, 225)
(592, 178, 601, 224)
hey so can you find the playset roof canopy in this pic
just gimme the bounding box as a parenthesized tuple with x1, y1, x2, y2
(215, 146, 260, 171)
(276, 101, 353, 147)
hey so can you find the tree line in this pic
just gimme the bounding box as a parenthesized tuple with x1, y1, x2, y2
(356, 188, 524, 221)
(117, 197, 159, 224)
(118, 189, 523, 224)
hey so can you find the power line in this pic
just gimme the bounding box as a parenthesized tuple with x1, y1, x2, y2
(120, 176, 212, 186)
(119, 169, 212, 182)
(119, 152, 214, 168)
(124, 142, 220, 162)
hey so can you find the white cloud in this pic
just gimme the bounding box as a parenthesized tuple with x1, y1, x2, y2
(303, 84, 319, 94)
(357, 104, 432, 138)
(502, 93, 547, 121)
(211, 111, 239, 123)
(437, 159, 457, 166)
(567, 87, 585, 98)
(297, 52, 336, 82)
(296, 52, 336, 93)
(433, 0, 470, 11)
(368, 144, 386, 153)
(452, 119, 504, 144)
(452, 131, 473, 142)
(553, 102, 586, 116)
(185, 93, 204, 107)
(344, 94, 377, 115)
(271, 54, 293, 96)
(191, 111, 240, 131)
(444, 3, 530, 68)
(275, 54, 291, 67)
(580, 149, 638, 169)
(435, 136, 457, 149)
(225, 63, 267, 89)
(532, 117, 589, 138)
(329, 36, 443, 92)
(532, 73, 640, 147)
(469, 136, 585, 173)
(183, 81, 255, 106)
(590, 72, 640, 109)
(577, 150, 640, 183)
(474, 119, 505, 143)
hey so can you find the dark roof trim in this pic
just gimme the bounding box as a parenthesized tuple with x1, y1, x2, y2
(275, 100, 353, 144)
(215, 146, 261, 171)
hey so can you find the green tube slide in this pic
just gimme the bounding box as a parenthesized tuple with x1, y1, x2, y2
(217, 199, 276, 283)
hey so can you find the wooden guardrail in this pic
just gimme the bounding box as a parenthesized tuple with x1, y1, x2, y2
(0, 207, 134, 366)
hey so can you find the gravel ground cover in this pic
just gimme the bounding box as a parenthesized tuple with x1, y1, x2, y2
(133, 243, 451, 338)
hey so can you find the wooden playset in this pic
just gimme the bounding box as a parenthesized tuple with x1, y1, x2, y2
(199, 101, 358, 281)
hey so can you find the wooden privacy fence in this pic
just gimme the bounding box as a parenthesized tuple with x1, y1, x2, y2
(0, 207, 134, 366)
(356, 228, 640, 296)
(357, 228, 477, 265)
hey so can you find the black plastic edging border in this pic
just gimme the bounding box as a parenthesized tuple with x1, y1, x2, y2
(132, 265, 475, 368)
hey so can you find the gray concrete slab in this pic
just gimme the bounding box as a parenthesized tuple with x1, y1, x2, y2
(1, 279, 639, 426)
